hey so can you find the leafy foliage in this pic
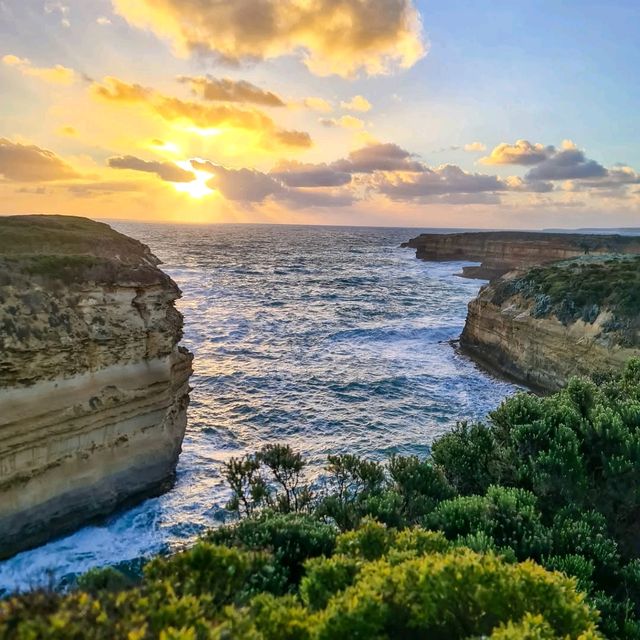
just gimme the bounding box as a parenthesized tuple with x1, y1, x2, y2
(0, 526, 601, 640)
(5, 360, 640, 637)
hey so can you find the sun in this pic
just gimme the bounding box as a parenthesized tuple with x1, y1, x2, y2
(173, 159, 215, 199)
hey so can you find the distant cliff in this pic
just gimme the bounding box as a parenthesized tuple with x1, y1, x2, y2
(0, 215, 193, 558)
(460, 256, 640, 391)
(403, 231, 640, 280)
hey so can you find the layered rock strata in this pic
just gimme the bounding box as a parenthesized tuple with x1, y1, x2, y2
(0, 215, 193, 558)
(403, 231, 640, 280)
(459, 258, 640, 391)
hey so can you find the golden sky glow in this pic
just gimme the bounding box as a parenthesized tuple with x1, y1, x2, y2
(0, 1, 638, 227)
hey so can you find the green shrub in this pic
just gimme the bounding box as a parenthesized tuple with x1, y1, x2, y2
(315, 454, 387, 530)
(388, 454, 455, 522)
(206, 512, 336, 588)
(431, 421, 500, 494)
(426, 486, 551, 559)
(75, 566, 135, 595)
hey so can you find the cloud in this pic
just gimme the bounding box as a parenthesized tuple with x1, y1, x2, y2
(107, 155, 195, 182)
(67, 181, 140, 196)
(2, 54, 75, 84)
(178, 76, 286, 107)
(270, 160, 352, 187)
(319, 115, 365, 130)
(44, 1, 70, 27)
(480, 138, 635, 192)
(0, 138, 80, 181)
(92, 77, 311, 149)
(332, 142, 425, 173)
(464, 141, 486, 152)
(504, 176, 554, 193)
(16, 186, 52, 195)
(273, 130, 312, 148)
(97, 16, 112, 25)
(303, 97, 333, 112)
(525, 148, 607, 181)
(481, 140, 555, 165)
(111, 0, 425, 77)
(192, 159, 352, 207)
(192, 160, 283, 202)
(377, 163, 506, 201)
(559, 164, 640, 193)
(340, 95, 372, 112)
(281, 188, 354, 208)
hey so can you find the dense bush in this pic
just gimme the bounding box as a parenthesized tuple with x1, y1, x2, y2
(491, 256, 640, 344)
(0, 525, 600, 639)
(4, 360, 640, 638)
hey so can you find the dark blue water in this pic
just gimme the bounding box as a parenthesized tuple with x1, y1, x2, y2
(0, 224, 516, 593)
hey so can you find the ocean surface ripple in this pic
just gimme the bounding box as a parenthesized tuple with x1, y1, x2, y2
(0, 224, 516, 594)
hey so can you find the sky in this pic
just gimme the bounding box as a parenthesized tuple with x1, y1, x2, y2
(0, 0, 638, 228)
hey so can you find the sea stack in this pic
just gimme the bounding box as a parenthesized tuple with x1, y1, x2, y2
(0, 215, 193, 558)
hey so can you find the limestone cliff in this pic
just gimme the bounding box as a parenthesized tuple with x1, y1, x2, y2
(0, 215, 193, 558)
(403, 231, 640, 280)
(460, 256, 640, 391)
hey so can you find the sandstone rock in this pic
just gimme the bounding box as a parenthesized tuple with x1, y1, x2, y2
(460, 262, 640, 392)
(0, 215, 193, 558)
(404, 231, 640, 280)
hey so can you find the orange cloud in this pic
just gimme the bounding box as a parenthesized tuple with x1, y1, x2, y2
(112, 0, 426, 77)
(319, 115, 365, 130)
(107, 155, 195, 182)
(340, 95, 372, 112)
(92, 77, 311, 150)
(2, 54, 76, 85)
(0, 138, 80, 182)
(303, 97, 333, 112)
(480, 140, 554, 165)
(179, 76, 286, 107)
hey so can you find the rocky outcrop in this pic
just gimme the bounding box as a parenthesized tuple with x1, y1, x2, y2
(459, 258, 640, 391)
(0, 215, 193, 558)
(403, 231, 640, 280)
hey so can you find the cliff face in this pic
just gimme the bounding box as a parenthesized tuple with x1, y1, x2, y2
(0, 215, 193, 558)
(404, 231, 640, 280)
(460, 258, 640, 391)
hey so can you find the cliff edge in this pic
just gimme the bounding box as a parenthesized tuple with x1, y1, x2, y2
(0, 215, 193, 558)
(403, 231, 640, 280)
(460, 256, 640, 391)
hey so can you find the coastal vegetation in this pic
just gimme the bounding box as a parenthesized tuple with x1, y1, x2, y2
(3, 360, 640, 638)
(492, 256, 640, 345)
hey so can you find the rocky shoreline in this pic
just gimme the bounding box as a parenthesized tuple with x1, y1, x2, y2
(0, 215, 193, 558)
(405, 231, 640, 391)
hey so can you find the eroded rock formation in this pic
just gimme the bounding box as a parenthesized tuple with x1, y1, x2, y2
(460, 257, 640, 391)
(403, 231, 640, 280)
(0, 215, 193, 558)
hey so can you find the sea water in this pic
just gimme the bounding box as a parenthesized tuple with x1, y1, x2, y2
(0, 224, 516, 594)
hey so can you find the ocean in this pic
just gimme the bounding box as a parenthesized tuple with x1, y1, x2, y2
(0, 223, 516, 594)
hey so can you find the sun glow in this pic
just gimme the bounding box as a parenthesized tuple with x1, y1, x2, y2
(151, 139, 181, 154)
(177, 125, 222, 137)
(173, 159, 215, 198)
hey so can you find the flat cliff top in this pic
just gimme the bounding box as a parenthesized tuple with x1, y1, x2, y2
(0, 215, 158, 265)
(489, 255, 640, 346)
(405, 230, 640, 249)
(0, 215, 165, 285)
